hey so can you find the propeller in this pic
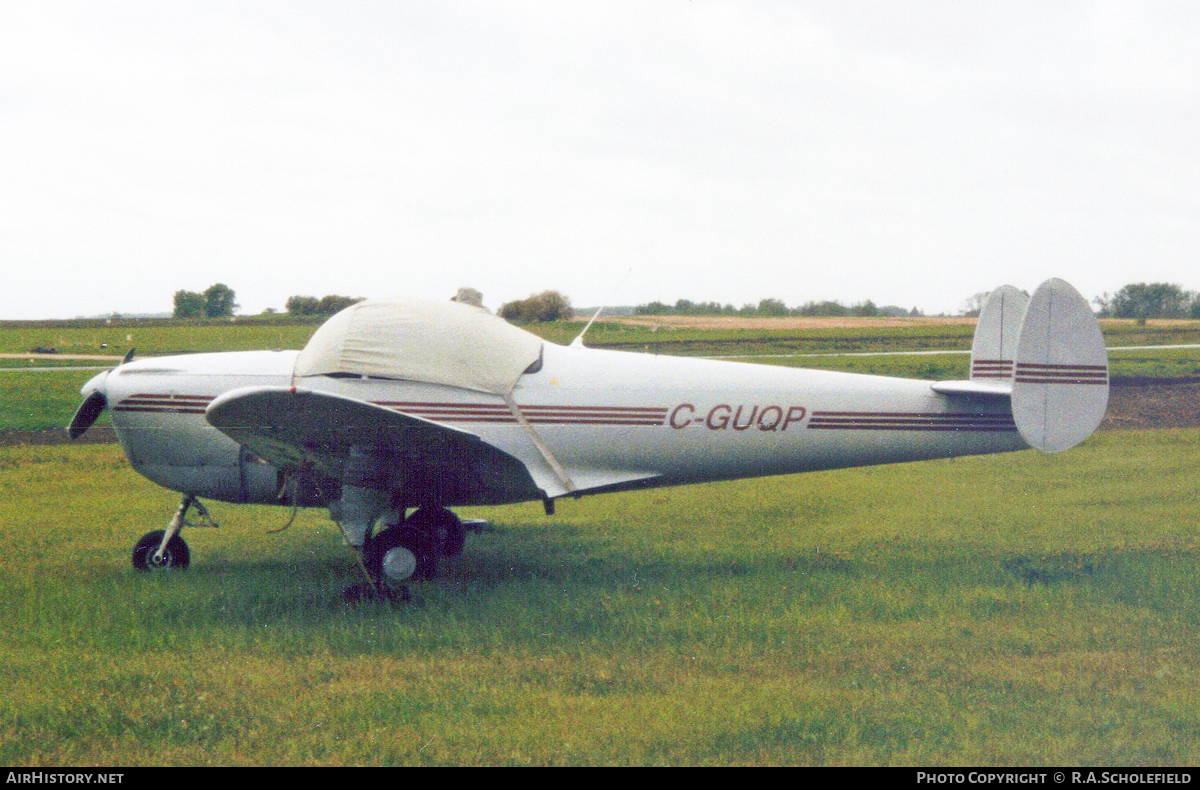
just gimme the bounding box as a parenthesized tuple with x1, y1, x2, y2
(67, 348, 134, 440)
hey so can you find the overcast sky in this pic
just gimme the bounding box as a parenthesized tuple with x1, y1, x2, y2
(1, 1, 1197, 319)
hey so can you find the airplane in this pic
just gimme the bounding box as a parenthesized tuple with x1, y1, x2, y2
(68, 278, 1108, 600)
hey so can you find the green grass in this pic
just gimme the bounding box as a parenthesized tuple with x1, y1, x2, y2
(0, 370, 110, 432)
(546, 318, 1200, 358)
(4, 315, 1200, 359)
(739, 345, 1200, 381)
(2, 431, 1198, 765)
(1106, 345, 1200, 379)
(535, 319, 981, 355)
(1, 316, 1197, 435)
(757, 352, 970, 380)
(0, 358, 112, 369)
(0, 323, 317, 356)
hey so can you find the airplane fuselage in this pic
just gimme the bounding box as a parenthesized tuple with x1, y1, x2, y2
(99, 343, 1027, 507)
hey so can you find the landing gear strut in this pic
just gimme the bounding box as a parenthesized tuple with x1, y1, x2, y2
(131, 494, 216, 571)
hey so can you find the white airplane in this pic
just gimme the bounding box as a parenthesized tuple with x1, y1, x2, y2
(69, 278, 1108, 599)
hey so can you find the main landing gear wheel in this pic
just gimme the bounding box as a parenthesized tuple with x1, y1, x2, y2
(408, 506, 466, 559)
(362, 507, 464, 586)
(365, 523, 439, 582)
(131, 530, 190, 572)
(347, 525, 420, 604)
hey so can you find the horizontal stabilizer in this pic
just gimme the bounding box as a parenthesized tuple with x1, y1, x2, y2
(930, 380, 1012, 399)
(1011, 279, 1109, 452)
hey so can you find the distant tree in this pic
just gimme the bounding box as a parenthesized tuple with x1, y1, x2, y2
(1102, 283, 1196, 320)
(451, 288, 483, 308)
(757, 298, 790, 317)
(960, 291, 990, 318)
(634, 299, 735, 316)
(796, 300, 848, 317)
(285, 294, 364, 316)
(630, 295, 896, 318)
(850, 299, 878, 317)
(286, 295, 320, 315)
(203, 283, 238, 318)
(876, 304, 916, 317)
(173, 290, 205, 318)
(633, 300, 670, 316)
(316, 295, 362, 315)
(500, 290, 573, 323)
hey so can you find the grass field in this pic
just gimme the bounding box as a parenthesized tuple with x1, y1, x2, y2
(4, 315, 1200, 359)
(761, 345, 1200, 382)
(4, 343, 1199, 434)
(0, 358, 110, 369)
(0, 370, 111, 432)
(2, 430, 1198, 765)
(0, 322, 316, 357)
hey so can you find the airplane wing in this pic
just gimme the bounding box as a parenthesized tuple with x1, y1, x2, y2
(204, 386, 543, 506)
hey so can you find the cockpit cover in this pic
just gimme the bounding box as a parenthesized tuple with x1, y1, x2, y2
(292, 298, 544, 395)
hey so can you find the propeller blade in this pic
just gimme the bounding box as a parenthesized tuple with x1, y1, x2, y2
(122, 347, 135, 365)
(68, 390, 108, 439)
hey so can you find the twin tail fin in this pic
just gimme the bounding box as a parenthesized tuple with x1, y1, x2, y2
(933, 278, 1109, 453)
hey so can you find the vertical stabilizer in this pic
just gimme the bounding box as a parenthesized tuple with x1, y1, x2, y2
(1011, 278, 1109, 453)
(971, 285, 1029, 382)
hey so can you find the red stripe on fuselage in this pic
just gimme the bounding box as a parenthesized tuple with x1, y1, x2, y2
(807, 410, 1017, 432)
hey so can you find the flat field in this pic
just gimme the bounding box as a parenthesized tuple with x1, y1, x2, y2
(1, 430, 1198, 765)
(4, 314, 1200, 359)
(2, 315, 1198, 765)
(3, 316, 1200, 434)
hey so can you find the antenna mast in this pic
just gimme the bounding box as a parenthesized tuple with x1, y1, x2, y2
(570, 268, 631, 348)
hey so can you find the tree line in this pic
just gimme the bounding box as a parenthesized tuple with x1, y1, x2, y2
(1093, 283, 1200, 320)
(173, 285, 365, 319)
(283, 295, 365, 316)
(633, 297, 921, 318)
(633, 283, 1200, 321)
(170, 281, 1200, 323)
(172, 284, 238, 318)
(499, 291, 573, 323)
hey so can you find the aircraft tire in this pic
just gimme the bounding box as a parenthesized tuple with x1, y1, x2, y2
(367, 524, 438, 581)
(131, 530, 191, 572)
(408, 507, 465, 558)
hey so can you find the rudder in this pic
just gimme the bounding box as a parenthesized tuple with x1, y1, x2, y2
(971, 284, 1029, 383)
(1011, 278, 1109, 453)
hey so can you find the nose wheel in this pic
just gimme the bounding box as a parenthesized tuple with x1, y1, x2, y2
(132, 530, 191, 571)
(130, 494, 214, 572)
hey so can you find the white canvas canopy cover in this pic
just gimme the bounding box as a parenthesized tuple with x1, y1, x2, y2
(293, 298, 544, 396)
